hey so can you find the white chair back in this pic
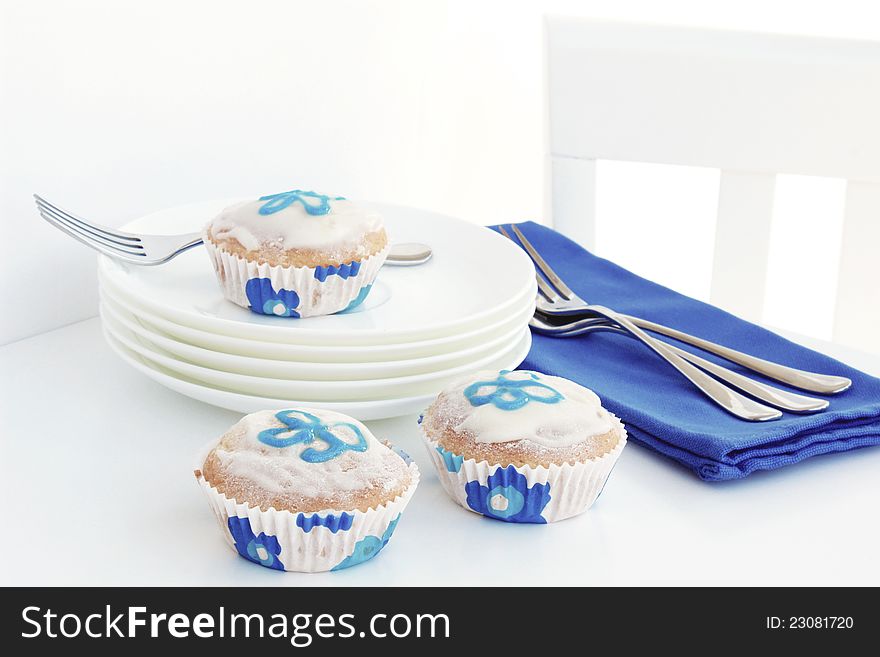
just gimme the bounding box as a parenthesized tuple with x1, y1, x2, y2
(546, 16, 880, 351)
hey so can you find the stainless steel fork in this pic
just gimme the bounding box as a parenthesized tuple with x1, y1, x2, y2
(499, 224, 849, 421)
(528, 314, 829, 413)
(498, 227, 782, 420)
(35, 195, 433, 266)
(35, 195, 203, 265)
(504, 223, 851, 395)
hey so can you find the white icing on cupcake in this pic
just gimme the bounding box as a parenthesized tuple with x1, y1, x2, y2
(208, 195, 384, 252)
(213, 408, 404, 500)
(442, 370, 614, 447)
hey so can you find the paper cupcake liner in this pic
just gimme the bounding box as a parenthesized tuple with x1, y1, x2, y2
(195, 451, 419, 573)
(204, 238, 389, 318)
(420, 417, 626, 524)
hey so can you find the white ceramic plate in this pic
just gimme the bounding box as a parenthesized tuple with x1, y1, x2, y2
(99, 274, 535, 363)
(100, 296, 529, 381)
(103, 327, 532, 420)
(98, 199, 536, 346)
(104, 313, 533, 401)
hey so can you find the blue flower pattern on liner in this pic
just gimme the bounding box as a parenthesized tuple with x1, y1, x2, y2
(258, 189, 345, 216)
(258, 409, 368, 463)
(331, 516, 400, 571)
(296, 512, 355, 534)
(339, 284, 372, 313)
(245, 278, 300, 317)
(435, 445, 464, 473)
(392, 445, 414, 465)
(227, 516, 284, 570)
(314, 260, 362, 282)
(463, 369, 564, 411)
(465, 465, 551, 524)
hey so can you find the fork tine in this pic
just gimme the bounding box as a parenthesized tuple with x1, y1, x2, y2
(498, 226, 560, 301)
(40, 212, 147, 264)
(38, 204, 146, 254)
(509, 224, 575, 300)
(534, 274, 559, 302)
(39, 209, 146, 259)
(34, 195, 141, 243)
(497, 224, 515, 242)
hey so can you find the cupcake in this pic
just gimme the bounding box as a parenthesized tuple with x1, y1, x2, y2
(195, 408, 418, 572)
(420, 369, 626, 523)
(203, 189, 388, 317)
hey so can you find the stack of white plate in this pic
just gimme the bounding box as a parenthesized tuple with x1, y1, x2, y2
(98, 200, 536, 420)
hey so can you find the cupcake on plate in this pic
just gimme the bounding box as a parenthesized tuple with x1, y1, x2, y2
(195, 408, 418, 572)
(203, 189, 388, 318)
(420, 369, 626, 524)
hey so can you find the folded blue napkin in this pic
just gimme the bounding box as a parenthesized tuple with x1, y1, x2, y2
(494, 221, 880, 481)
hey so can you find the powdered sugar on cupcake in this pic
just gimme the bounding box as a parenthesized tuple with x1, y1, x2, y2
(206, 408, 411, 511)
(419, 369, 626, 523)
(437, 369, 614, 447)
(208, 194, 384, 253)
(202, 189, 388, 318)
(197, 407, 419, 572)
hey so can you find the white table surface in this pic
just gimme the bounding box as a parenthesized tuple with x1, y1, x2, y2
(2, 317, 879, 586)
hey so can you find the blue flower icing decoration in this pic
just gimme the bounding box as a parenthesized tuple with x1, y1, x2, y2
(296, 512, 355, 534)
(463, 370, 563, 411)
(435, 445, 464, 473)
(331, 516, 400, 571)
(227, 516, 284, 570)
(245, 278, 300, 317)
(465, 466, 550, 524)
(258, 189, 345, 216)
(258, 409, 368, 463)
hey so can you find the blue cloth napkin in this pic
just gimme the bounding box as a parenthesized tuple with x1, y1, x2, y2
(493, 221, 880, 481)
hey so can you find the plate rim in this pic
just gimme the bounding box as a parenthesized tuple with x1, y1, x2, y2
(100, 296, 529, 380)
(103, 329, 437, 420)
(100, 200, 536, 345)
(103, 325, 532, 420)
(99, 256, 536, 346)
(99, 276, 535, 360)
(105, 313, 533, 398)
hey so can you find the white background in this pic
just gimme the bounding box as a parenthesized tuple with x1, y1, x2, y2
(3, 0, 880, 345)
(2, 0, 880, 589)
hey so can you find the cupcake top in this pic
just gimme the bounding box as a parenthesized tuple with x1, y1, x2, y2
(202, 408, 412, 513)
(204, 190, 386, 267)
(422, 369, 622, 467)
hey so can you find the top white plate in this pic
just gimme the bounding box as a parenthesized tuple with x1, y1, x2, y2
(98, 200, 536, 346)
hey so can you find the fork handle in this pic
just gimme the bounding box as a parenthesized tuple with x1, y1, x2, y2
(589, 306, 782, 421)
(620, 315, 852, 395)
(662, 343, 828, 413)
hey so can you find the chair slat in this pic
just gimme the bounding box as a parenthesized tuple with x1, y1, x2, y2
(833, 181, 880, 349)
(551, 155, 597, 251)
(547, 17, 880, 352)
(546, 17, 880, 182)
(710, 171, 777, 321)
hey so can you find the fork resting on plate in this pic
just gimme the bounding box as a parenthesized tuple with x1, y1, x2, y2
(34, 194, 432, 266)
